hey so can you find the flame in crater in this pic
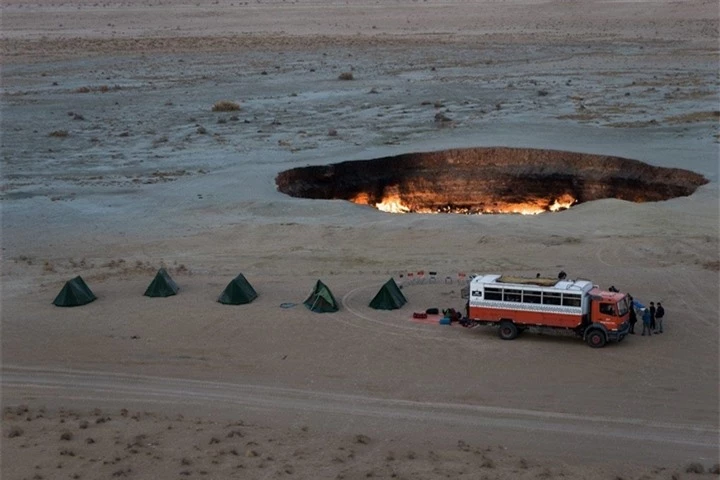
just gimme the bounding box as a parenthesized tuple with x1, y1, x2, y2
(351, 190, 575, 215)
(548, 193, 576, 212)
(375, 195, 411, 213)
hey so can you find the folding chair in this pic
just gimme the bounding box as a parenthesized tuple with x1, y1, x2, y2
(428, 271, 437, 283)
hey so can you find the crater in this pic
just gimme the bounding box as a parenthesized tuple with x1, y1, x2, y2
(275, 147, 708, 215)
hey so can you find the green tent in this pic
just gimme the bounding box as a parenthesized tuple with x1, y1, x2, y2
(218, 273, 258, 305)
(303, 280, 339, 313)
(369, 278, 407, 310)
(144, 268, 179, 298)
(53, 276, 97, 307)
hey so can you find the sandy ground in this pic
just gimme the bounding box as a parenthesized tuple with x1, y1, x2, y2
(2, 0, 720, 479)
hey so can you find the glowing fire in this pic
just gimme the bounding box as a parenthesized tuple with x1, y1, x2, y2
(375, 195, 411, 213)
(351, 190, 576, 215)
(548, 193, 576, 212)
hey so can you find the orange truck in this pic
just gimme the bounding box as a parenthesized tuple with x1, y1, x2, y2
(462, 274, 630, 348)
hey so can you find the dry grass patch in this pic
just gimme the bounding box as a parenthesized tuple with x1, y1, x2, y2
(556, 113, 605, 122)
(702, 260, 720, 271)
(338, 72, 354, 81)
(75, 85, 121, 93)
(664, 110, 720, 124)
(212, 101, 241, 112)
(49, 130, 69, 137)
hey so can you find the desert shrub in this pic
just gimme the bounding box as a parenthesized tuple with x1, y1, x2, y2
(338, 72, 354, 81)
(212, 101, 240, 112)
(354, 434, 370, 444)
(685, 462, 705, 473)
(49, 130, 69, 137)
(60, 431, 73, 441)
(75, 85, 119, 93)
(7, 427, 23, 438)
(703, 260, 720, 271)
(481, 457, 495, 468)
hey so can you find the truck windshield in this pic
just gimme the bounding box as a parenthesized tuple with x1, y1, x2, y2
(616, 299, 628, 317)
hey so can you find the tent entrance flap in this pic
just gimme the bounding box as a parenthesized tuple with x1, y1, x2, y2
(303, 280, 339, 313)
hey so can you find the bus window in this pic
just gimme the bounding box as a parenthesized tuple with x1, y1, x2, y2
(543, 292, 562, 305)
(485, 287, 502, 301)
(599, 303, 615, 316)
(503, 289, 522, 302)
(562, 294, 581, 307)
(523, 290, 542, 304)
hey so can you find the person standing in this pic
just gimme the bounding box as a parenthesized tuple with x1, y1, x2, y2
(628, 300, 638, 334)
(649, 302, 657, 331)
(641, 308, 652, 336)
(655, 302, 665, 333)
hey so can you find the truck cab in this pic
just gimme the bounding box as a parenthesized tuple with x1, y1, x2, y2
(585, 288, 630, 347)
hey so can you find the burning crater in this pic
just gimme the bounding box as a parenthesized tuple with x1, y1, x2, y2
(275, 147, 708, 215)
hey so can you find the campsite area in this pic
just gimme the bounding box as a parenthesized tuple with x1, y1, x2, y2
(2, 0, 719, 479)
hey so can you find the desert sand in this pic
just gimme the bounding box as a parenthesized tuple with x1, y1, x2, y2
(1, 0, 719, 478)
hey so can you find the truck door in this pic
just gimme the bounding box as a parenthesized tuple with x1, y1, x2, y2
(598, 302, 616, 323)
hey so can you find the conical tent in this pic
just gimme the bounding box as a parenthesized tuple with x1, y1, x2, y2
(53, 276, 97, 307)
(218, 273, 258, 305)
(369, 278, 407, 310)
(303, 280, 339, 313)
(144, 268, 179, 298)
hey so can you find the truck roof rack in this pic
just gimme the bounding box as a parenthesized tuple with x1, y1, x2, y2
(497, 275, 558, 287)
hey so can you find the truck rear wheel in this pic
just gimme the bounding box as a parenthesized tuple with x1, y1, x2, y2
(498, 321, 519, 340)
(586, 329, 607, 348)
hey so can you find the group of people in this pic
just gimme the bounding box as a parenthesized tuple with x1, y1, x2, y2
(627, 295, 665, 336)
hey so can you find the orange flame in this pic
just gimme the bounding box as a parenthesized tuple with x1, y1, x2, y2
(375, 194, 410, 213)
(351, 190, 575, 215)
(548, 193, 576, 212)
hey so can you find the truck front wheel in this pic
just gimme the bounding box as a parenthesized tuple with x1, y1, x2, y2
(498, 321, 519, 340)
(586, 329, 607, 348)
